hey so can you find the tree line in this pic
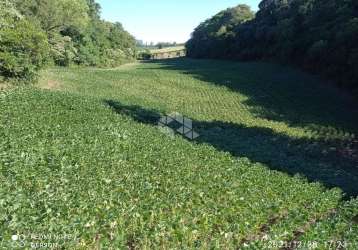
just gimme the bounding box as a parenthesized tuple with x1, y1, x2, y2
(0, 0, 136, 82)
(186, 0, 358, 97)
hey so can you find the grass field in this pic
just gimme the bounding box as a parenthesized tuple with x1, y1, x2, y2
(1, 58, 357, 248)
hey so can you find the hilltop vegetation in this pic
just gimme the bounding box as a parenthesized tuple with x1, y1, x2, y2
(187, 0, 358, 97)
(0, 0, 136, 82)
(186, 4, 254, 58)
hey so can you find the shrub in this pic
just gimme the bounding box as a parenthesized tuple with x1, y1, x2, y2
(0, 18, 49, 82)
(50, 35, 76, 67)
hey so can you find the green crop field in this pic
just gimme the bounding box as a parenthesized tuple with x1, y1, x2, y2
(1, 58, 357, 249)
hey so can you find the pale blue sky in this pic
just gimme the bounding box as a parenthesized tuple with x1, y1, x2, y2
(97, 0, 261, 44)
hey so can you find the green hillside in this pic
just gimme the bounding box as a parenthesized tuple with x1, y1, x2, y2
(1, 59, 357, 248)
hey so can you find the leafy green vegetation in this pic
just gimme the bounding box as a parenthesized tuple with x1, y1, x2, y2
(2, 0, 357, 247)
(186, 0, 358, 96)
(0, 0, 136, 82)
(0, 0, 49, 82)
(186, 4, 254, 58)
(15, 0, 136, 67)
(1, 58, 357, 248)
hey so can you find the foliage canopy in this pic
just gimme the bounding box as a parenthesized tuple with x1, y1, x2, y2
(186, 0, 358, 95)
(0, 0, 136, 81)
(186, 4, 254, 58)
(0, 0, 49, 81)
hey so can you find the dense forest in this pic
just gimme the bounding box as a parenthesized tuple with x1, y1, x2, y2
(186, 0, 358, 97)
(0, 0, 136, 82)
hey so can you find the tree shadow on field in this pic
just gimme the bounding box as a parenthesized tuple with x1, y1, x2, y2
(105, 100, 358, 198)
(143, 58, 358, 135)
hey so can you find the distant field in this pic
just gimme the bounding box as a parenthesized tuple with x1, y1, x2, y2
(149, 45, 185, 53)
(1, 59, 357, 248)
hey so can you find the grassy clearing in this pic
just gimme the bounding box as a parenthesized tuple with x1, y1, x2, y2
(1, 59, 357, 248)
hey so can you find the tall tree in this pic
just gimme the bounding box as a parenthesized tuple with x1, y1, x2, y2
(15, 0, 89, 34)
(186, 5, 254, 58)
(186, 0, 358, 95)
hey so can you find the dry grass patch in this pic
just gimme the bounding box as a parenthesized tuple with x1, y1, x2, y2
(41, 79, 61, 90)
(38, 70, 62, 90)
(0, 83, 9, 90)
